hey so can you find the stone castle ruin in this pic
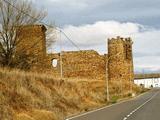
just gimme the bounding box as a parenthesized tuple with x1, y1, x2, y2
(16, 25, 134, 82)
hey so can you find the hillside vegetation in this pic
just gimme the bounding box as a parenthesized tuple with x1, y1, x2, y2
(0, 68, 145, 120)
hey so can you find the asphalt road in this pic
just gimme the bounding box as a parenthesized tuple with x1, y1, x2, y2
(66, 88, 160, 120)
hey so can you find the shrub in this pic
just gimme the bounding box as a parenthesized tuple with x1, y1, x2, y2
(110, 96, 119, 104)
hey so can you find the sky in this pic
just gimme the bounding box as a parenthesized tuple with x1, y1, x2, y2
(32, 0, 160, 73)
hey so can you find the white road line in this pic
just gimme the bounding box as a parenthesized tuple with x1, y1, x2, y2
(123, 117, 127, 120)
(122, 91, 159, 120)
(65, 91, 149, 120)
(66, 101, 132, 120)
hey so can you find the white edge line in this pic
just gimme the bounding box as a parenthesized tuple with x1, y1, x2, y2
(122, 91, 159, 120)
(65, 90, 150, 120)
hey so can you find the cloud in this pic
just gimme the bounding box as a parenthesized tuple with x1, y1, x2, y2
(33, 0, 160, 27)
(55, 21, 141, 52)
(52, 20, 160, 73)
(58, 21, 141, 52)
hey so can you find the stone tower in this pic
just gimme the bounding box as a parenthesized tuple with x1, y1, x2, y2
(16, 25, 47, 65)
(108, 36, 134, 82)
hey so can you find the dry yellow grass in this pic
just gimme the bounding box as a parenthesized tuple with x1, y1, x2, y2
(14, 109, 57, 120)
(0, 68, 107, 120)
(0, 67, 145, 120)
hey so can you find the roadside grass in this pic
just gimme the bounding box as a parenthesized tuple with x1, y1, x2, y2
(0, 67, 146, 120)
(110, 96, 119, 104)
(0, 67, 106, 120)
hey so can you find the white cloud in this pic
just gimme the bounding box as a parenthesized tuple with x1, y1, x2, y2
(132, 29, 160, 71)
(52, 20, 160, 73)
(58, 21, 141, 52)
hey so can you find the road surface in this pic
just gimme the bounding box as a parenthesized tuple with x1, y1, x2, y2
(66, 89, 160, 120)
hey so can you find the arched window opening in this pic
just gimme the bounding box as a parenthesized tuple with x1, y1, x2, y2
(52, 59, 58, 68)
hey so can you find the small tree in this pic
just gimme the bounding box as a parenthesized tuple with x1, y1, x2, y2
(0, 0, 55, 68)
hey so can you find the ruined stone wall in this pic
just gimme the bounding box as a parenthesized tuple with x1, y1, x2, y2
(108, 36, 134, 82)
(46, 50, 107, 79)
(63, 50, 106, 79)
(125, 39, 134, 81)
(44, 53, 61, 76)
(16, 24, 134, 82)
(16, 25, 47, 70)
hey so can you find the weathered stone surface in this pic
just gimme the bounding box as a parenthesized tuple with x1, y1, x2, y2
(16, 25, 134, 82)
(108, 36, 134, 82)
(51, 50, 106, 79)
(16, 25, 47, 70)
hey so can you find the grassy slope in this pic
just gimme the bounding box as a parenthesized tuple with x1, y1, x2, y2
(0, 68, 145, 120)
(0, 68, 107, 120)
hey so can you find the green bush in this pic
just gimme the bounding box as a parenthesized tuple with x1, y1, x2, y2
(127, 93, 132, 97)
(110, 96, 119, 104)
